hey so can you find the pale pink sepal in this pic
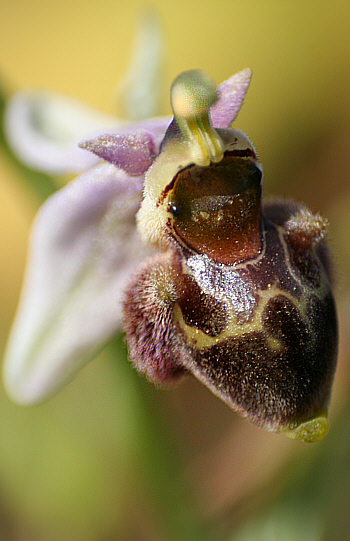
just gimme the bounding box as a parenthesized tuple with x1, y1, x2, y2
(210, 68, 252, 129)
(4, 88, 171, 175)
(4, 90, 123, 175)
(3, 163, 154, 404)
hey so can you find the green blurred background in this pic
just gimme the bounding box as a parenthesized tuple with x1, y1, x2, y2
(1, 1, 350, 540)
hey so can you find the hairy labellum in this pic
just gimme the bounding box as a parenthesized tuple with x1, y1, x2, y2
(7, 67, 336, 441)
(123, 70, 338, 442)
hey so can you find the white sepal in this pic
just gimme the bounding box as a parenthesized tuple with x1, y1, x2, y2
(3, 163, 154, 404)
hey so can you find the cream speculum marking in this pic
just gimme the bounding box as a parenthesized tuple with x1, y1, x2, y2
(123, 70, 338, 442)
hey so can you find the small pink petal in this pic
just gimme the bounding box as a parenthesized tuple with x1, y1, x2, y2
(210, 68, 252, 129)
(79, 131, 156, 176)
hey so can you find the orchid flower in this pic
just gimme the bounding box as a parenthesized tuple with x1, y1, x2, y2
(3, 67, 252, 402)
(3, 58, 337, 443)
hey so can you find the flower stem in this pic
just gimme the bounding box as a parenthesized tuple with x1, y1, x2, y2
(112, 334, 214, 541)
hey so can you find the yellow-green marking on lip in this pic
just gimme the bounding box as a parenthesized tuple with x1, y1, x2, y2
(283, 414, 329, 443)
(170, 70, 224, 167)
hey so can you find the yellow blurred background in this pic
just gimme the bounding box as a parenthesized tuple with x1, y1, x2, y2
(1, 1, 350, 540)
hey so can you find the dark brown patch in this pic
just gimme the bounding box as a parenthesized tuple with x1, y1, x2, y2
(167, 156, 263, 264)
(157, 174, 178, 207)
(158, 149, 258, 209)
(225, 148, 257, 159)
(188, 293, 337, 427)
(287, 246, 322, 288)
(177, 274, 227, 336)
(246, 219, 303, 297)
(262, 295, 309, 345)
(316, 239, 335, 287)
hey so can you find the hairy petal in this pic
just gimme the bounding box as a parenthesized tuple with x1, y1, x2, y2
(210, 68, 252, 128)
(88, 116, 170, 152)
(3, 163, 154, 404)
(79, 131, 157, 176)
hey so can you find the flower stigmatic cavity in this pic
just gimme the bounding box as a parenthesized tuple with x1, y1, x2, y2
(124, 70, 338, 442)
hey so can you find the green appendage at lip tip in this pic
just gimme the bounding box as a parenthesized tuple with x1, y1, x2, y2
(170, 70, 224, 166)
(282, 414, 329, 443)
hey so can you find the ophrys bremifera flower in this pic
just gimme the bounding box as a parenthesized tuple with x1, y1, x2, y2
(3, 68, 337, 442)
